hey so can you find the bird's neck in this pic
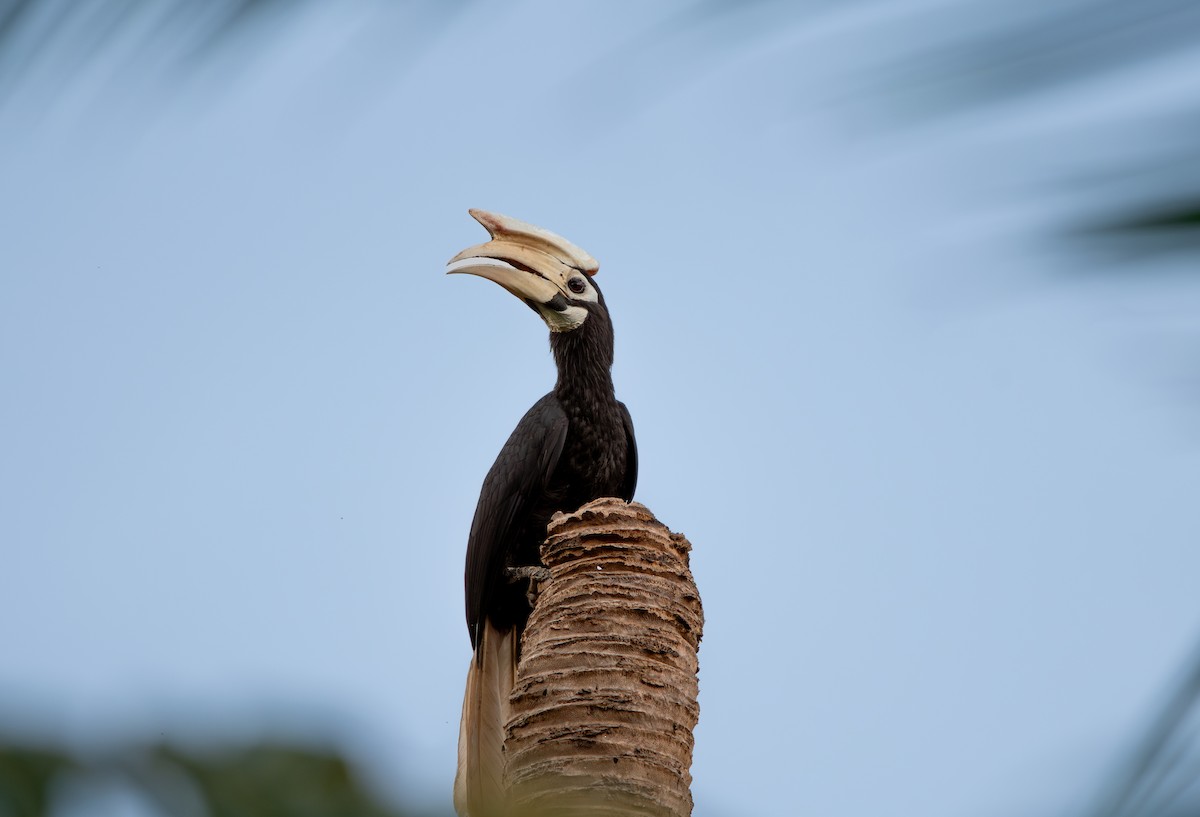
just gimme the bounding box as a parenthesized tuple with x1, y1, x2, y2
(551, 322, 617, 411)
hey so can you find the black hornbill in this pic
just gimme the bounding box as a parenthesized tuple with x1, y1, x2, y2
(446, 210, 637, 815)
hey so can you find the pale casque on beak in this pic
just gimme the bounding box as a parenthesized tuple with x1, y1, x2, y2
(446, 209, 601, 332)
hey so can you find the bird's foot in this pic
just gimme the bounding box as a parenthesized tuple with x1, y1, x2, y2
(506, 565, 551, 607)
(506, 565, 551, 583)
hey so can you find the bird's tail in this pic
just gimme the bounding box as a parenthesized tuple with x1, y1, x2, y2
(454, 620, 518, 817)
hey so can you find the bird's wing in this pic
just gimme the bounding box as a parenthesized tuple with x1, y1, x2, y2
(619, 400, 638, 502)
(464, 393, 568, 645)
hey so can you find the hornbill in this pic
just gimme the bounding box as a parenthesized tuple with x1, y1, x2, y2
(446, 210, 638, 816)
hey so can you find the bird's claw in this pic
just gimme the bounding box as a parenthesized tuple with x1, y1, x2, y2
(506, 565, 551, 582)
(507, 565, 551, 607)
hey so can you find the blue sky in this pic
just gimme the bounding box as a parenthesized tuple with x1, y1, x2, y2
(2, 3, 1199, 815)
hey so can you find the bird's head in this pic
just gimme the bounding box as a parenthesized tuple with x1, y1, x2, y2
(446, 209, 604, 333)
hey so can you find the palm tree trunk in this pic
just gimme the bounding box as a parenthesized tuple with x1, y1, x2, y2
(504, 498, 704, 817)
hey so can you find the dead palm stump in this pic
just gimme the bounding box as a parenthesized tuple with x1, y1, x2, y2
(505, 498, 704, 817)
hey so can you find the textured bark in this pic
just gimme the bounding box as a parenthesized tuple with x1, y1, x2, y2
(505, 498, 704, 817)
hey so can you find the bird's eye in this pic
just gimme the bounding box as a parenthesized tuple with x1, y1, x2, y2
(568, 277, 587, 294)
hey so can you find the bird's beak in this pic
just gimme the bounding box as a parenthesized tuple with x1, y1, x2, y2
(446, 209, 599, 331)
(445, 256, 565, 308)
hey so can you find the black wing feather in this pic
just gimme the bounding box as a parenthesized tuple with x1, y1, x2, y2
(619, 401, 638, 501)
(464, 393, 568, 646)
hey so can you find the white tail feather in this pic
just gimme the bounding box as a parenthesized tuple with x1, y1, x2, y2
(454, 621, 517, 817)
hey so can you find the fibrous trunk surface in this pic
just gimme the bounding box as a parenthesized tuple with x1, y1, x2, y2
(505, 498, 704, 817)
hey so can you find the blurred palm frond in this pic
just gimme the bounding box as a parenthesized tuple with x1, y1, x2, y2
(1088, 640, 1200, 817)
(0, 0, 472, 116)
(662, 0, 1200, 258)
(0, 0, 300, 93)
(1, 0, 1197, 253)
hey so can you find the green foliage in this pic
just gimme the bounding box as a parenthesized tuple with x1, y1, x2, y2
(0, 746, 74, 817)
(0, 738, 447, 817)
